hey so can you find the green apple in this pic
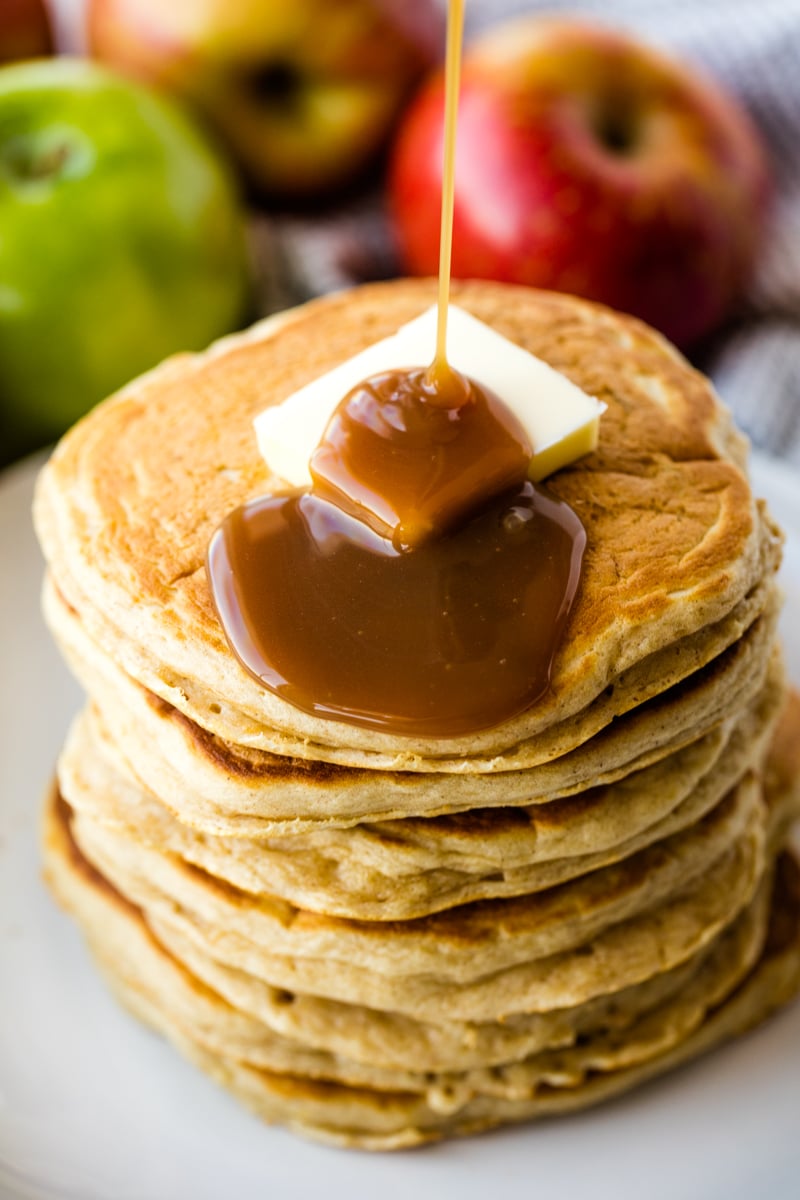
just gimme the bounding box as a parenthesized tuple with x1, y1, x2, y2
(0, 58, 250, 450)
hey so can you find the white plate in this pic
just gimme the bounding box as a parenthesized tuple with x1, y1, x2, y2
(1, 451, 799, 1200)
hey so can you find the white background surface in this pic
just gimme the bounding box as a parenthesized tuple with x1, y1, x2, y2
(1, 451, 799, 1200)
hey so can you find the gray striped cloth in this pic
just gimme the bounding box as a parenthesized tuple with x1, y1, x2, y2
(261, 0, 800, 466)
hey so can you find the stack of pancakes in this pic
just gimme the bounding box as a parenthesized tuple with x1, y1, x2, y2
(35, 280, 800, 1149)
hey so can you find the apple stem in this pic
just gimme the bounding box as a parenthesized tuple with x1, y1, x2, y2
(6, 140, 69, 181)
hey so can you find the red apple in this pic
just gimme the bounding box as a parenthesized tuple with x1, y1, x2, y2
(87, 0, 443, 199)
(389, 17, 771, 350)
(0, 0, 53, 63)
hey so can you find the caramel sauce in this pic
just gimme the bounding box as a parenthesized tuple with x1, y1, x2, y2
(207, 482, 585, 736)
(205, 0, 588, 737)
(309, 367, 532, 549)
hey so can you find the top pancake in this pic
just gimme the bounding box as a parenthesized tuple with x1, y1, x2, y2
(35, 279, 774, 764)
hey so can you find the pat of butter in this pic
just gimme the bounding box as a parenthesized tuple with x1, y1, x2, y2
(254, 305, 604, 487)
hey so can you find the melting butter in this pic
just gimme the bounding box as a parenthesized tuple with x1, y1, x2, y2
(254, 305, 605, 487)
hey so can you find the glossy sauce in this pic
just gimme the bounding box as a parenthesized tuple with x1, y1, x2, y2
(309, 366, 532, 550)
(207, 482, 585, 736)
(206, 0, 588, 737)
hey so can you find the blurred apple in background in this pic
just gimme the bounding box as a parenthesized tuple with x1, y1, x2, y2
(0, 58, 250, 455)
(389, 16, 771, 351)
(87, 0, 444, 200)
(1, 0, 54, 63)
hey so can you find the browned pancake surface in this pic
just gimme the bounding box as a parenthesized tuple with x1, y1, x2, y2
(36, 280, 770, 759)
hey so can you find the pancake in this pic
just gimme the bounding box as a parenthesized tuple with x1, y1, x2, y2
(41, 784, 800, 1149)
(43, 793, 771, 1098)
(165, 853, 800, 1150)
(44, 686, 800, 1074)
(66, 772, 765, 985)
(34, 280, 780, 772)
(39, 529, 781, 781)
(44, 567, 783, 829)
(136, 878, 775, 1074)
(58, 675, 782, 920)
(63, 773, 771, 1024)
(44, 782, 765, 1074)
